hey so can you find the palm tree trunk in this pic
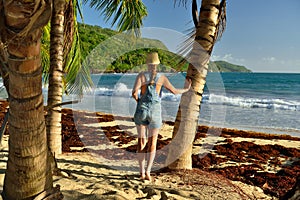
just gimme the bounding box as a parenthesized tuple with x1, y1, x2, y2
(46, 0, 66, 156)
(166, 0, 225, 170)
(0, 15, 10, 95)
(0, 0, 54, 199)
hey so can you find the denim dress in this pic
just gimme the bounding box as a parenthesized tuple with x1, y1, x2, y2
(134, 72, 162, 129)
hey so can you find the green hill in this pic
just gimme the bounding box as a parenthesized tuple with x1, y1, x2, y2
(78, 23, 251, 73)
(78, 23, 180, 73)
(209, 61, 252, 72)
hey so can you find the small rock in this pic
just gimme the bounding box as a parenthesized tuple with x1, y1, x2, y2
(160, 191, 168, 200)
(142, 187, 158, 198)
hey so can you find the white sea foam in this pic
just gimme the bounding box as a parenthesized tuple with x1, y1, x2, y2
(93, 83, 182, 102)
(205, 94, 300, 111)
(91, 83, 300, 111)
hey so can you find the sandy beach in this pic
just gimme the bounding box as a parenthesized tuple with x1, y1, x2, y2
(0, 100, 299, 199)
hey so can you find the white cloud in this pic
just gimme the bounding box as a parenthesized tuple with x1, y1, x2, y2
(262, 57, 276, 62)
(211, 54, 245, 64)
(223, 54, 233, 60)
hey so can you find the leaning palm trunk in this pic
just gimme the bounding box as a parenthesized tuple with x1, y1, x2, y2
(47, 0, 66, 156)
(0, 0, 56, 199)
(166, 0, 226, 169)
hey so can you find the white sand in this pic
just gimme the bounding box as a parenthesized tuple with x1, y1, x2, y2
(0, 116, 285, 200)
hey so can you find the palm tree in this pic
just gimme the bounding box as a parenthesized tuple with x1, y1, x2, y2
(0, 0, 147, 197)
(46, 0, 94, 156)
(46, 0, 67, 156)
(166, 0, 227, 169)
(46, 0, 147, 156)
(0, 0, 59, 199)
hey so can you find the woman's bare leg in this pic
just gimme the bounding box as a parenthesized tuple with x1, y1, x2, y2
(145, 128, 159, 181)
(137, 125, 147, 179)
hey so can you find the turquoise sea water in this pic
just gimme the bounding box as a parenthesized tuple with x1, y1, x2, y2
(65, 72, 300, 137)
(2, 72, 299, 137)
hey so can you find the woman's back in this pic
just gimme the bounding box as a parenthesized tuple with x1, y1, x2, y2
(139, 72, 162, 100)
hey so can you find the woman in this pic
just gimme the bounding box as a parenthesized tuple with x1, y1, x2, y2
(132, 52, 191, 181)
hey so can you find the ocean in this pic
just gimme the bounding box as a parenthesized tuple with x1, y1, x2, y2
(1, 72, 300, 137)
(67, 72, 300, 138)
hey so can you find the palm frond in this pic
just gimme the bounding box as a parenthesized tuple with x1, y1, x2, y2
(192, 0, 199, 27)
(173, 0, 198, 69)
(174, 0, 189, 8)
(175, 0, 227, 70)
(42, 24, 51, 85)
(76, 0, 84, 22)
(64, 19, 93, 97)
(84, 0, 147, 37)
(41, 0, 92, 97)
(174, 28, 197, 71)
(214, 0, 227, 42)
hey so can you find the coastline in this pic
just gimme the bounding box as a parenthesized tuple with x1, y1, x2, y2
(0, 100, 299, 199)
(86, 72, 300, 138)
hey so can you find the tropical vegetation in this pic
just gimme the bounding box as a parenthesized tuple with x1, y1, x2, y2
(212, 60, 251, 72)
(0, 0, 147, 198)
(78, 23, 251, 73)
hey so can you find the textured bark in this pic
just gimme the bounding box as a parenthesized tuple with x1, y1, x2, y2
(166, 0, 223, 170)
(0, 0, 53, 199)
(46, 0, 65, 156)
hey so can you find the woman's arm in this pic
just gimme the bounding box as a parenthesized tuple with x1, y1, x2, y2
(132, 73, 143, 101)
(162, 75, 191, 95)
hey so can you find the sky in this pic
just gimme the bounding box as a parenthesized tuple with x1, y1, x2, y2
(78, 0, 300, 73)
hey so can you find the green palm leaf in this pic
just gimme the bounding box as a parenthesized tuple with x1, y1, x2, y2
(42, 0, 93, 97)
(84, 0, 147, 37)
(64, 24, 93, 96)
(64, 0, 93, 96)
(42, 24, 51, 85)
